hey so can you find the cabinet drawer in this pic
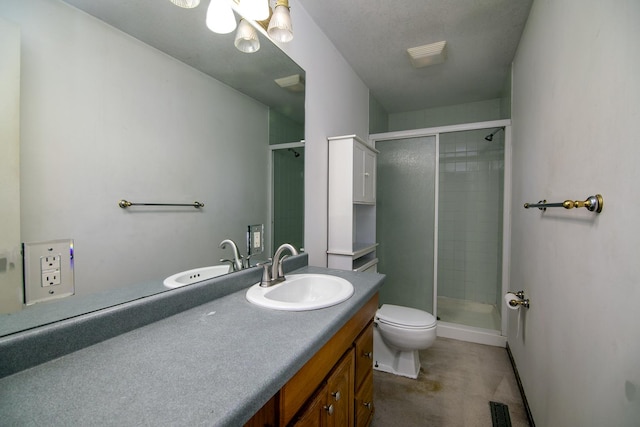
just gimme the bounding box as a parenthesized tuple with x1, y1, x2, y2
(354, 322, 373, 390)
(354, 372, 374, 427)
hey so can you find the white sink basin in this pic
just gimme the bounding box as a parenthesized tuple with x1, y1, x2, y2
(245, 274, 354, 311)
(163, 265, 232, 289)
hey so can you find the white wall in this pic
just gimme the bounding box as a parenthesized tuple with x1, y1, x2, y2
(1, 0, 269, 296)
(510, 0, 640, 425)
(277, 1, 370, 266)
(389, 98, 507, 131)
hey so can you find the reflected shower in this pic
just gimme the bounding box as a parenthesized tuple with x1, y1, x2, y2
(288, 148, 300, 157)
(484, 127, 504, 141)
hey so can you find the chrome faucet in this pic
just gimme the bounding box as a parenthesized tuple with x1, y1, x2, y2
(219, 239, 243, 271)
(259, 243, 298, 287)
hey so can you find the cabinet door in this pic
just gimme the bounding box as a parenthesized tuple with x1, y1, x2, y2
(353, 142, 376, 204)
(293, 387, 326, 427)
(326, 350, 354, 427)
(363, 149, 376, 203)
(355, 372, 374, 427)
(353, 143, 366, 203)
(354, 322, 374, 391)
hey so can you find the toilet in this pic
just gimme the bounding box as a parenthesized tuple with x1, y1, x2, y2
(373, 304, 437, 379)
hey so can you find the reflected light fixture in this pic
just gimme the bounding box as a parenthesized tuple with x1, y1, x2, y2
(170, 0, 200, 8)
(267, 0, 293, 43)
(207, 0, 237, 34)
(235, 19, 261, 53)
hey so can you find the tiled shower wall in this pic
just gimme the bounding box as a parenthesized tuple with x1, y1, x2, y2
(437, 129, 504, 306)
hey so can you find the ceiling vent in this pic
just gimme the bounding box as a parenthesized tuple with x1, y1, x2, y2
(407, 41, 447, 68)
(275, 74, 305, 92)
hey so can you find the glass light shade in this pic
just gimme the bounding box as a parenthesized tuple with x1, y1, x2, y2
(206, 0, 237, 34)
(169, 0, 200, 8)
(239, 0, 270, 21)
(267, 4, 293, 43)
(234, 19, 260, 53)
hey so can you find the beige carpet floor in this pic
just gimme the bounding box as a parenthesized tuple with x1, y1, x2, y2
(371, 337, 530, 427)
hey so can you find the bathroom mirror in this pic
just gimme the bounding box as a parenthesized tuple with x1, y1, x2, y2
(0, 0, 305, 335)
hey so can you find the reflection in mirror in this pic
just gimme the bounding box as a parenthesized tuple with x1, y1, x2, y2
(0, 16, 22, 314)
(0, 0, 304, 336)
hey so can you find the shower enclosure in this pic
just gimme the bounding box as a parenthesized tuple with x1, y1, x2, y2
(372, 121, 511, 344)
(270, 144, 304, 253)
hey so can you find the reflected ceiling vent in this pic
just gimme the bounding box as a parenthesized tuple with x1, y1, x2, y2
(407, 41, 447, 68)
(275, 74, 305, 92)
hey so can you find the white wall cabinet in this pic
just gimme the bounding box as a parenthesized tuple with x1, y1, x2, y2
(328, 135, 378, 272)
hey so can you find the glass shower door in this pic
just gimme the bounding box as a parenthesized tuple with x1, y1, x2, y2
(436, 129, 504, 331)
(376, 136, 437, 313)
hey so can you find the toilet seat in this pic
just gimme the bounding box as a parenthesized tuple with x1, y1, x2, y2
(376, 304, 437, 329)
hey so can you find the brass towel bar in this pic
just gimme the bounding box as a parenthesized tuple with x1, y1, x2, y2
(118, 200, 204, 209)
(524, 194, 603, 213)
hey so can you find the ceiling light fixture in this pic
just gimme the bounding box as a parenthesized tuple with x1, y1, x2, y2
(407, 41, 447, 68)
(170, 0, 201, 8)
(235, 19, 261, 53)
(206, 0, 237, 34)
(168, 0, 293, 53)
(239, 0, 270, 21)
(267, 0, 293, 43)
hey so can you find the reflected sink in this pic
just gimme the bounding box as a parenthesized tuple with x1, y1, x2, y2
(163, 265, 232, 289)
(245, 274, 354, 311)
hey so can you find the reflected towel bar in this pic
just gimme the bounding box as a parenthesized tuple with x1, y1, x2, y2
(523, 194, 603, 213)
(118, 200, 204, 209)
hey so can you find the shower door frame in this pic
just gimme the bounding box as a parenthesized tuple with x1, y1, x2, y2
(371, 119, 512, 347)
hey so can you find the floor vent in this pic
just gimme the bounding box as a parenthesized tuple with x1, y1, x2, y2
(490, 401, 512, 427)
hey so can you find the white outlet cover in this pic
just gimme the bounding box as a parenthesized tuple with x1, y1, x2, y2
(23, 239, 74, 305)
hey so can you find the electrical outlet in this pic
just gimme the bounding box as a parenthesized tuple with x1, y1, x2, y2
(23, 239, 75, 305)
(42, 271, 61, 287)
(247, 224, 264, 255)
(41, 255, 61, 270)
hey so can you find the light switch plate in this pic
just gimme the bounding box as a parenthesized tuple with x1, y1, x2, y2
(23, 239, 75, 305)
(247, 224, 264, 256)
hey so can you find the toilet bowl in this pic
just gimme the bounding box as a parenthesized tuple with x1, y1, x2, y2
(373, 304, 437, 379)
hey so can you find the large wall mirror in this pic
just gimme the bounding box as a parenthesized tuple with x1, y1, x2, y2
(0, 0, 305, 335)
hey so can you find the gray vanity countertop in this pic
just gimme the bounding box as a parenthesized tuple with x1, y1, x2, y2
(0, 266, 383, 426)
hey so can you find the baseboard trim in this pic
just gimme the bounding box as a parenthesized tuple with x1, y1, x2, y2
(506, 343, 535, 427)
(436, 322, 507, 347)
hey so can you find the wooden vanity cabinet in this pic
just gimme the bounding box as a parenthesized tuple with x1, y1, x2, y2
(353, 322, 375, 426)
(293, 349, 354, 426)
(245, 293, 378, 427)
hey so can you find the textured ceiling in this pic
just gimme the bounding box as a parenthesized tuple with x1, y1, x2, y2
(61, 0, 533, 117)
(297, 0, 533, 113)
